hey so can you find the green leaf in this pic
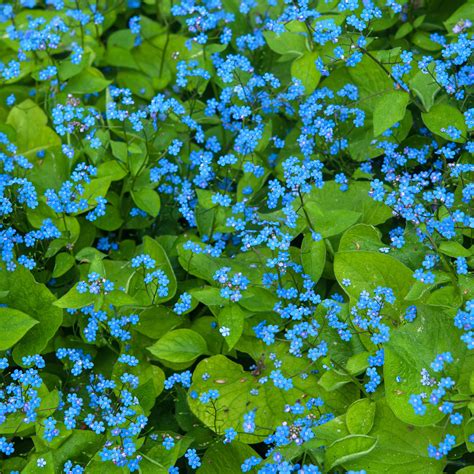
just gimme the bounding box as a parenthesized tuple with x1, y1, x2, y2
(140, 435, 193, 473)
(318, 370, 351, 391)
(334, 251, 413, 304)
(239, 286, 278, 312)
(338, 224, 383, 253)
(301, 233, 326, 283)
(307, 181, 392, 226)
(148, 329, 207, 363)
(347, 55, 393, 112)
(345, 352, 370, 375)
(263, 30, 307, 56)
(411, 31, 442, 52)
(0, 386, 59, 435)
(346, 399, 376, 435)
(134, 306, 183, 339)
(52, 252, 75, 278)
(23, 451, 55, 474)
(218, 305, 247, 350)
(304, 203, 361, 238)
(0, 307, 38, 350)
(6, 99, 60, 156)
(54, 285, 96, 309)
(384, 305, 472, 425)
(129, 236, 177, 304)
(373, 91, 410, 136)
(131, 187, 161, 217)
(190, 286, 228, 306)
(409, 65, 440, 112)
(465, 417, 474, 453)
(97, 160, 128, 181)
(394, 22, 413, 39)
(444, 3, 474, 32)
(291, 51, 321, 94)
(326, 434, 378, 470)
(0, 266, 63, 364)
(422, 103, 467, 143)
(64, 67, 111, 94)
(439, 241, 471, 258)
(104, 289, 138, 307)
(457, 468, 474, 474)
(314, 400, 447, 472)
(80, 177, 112, 210)
(188, 351, 357, 443)
(197, 442, 260, 474)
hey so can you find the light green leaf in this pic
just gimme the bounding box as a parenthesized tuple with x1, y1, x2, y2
(64, 67, 111, 94)
(6, 99, 60, 156)
(314, 400, 447, 472)
(197, 442, 260, 474)
(326, 434, 378, 470)
(444, 3, 474, 32)
(218, 305, 247, 350)
(0, 266, 63, 364)
(131, 187, 161, 217)
(129, 236, 177, 304)
(52, 252, 75, 278)
(263, 31, 307, 56)
(291, 51, 321, 93)
(346, 399, 376, 435)
(334, 251, 413, 304)
(0, 307, 38, 350)
(304, 203, 361, 238)
(148, 329, 207, 363)
(384, 305, 472, 425)
(54, 284, 96, 309)
(307, 181, 392, 226)
(188, 350, 357, 443)
(301, 233, 326, 283)
(338, 224, 383, 253)
(373, 90, 410, 136)
(439, 241, 471, 258)
(409, 65, 440, 112)
(422, 103, 467, 143)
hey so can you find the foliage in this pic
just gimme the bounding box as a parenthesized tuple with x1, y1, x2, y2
(0, 0, 472, 473)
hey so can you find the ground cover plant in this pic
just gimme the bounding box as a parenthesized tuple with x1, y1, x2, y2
(0, 0, 473, 472)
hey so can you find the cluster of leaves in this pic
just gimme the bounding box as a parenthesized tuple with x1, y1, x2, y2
(0, 0, 473, 472)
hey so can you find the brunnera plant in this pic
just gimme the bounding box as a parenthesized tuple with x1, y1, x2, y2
(0, 0, 472, 472)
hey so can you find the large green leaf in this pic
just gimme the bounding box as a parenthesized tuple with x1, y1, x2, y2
(422, 103, 467, 143)
(188, 349, 357, 443)
(301, 233, 326, 283)
(0, 266, 63, 364)
(384, 305, 473, 425)
(345, 399, 376, 435)
(373, 90, 410, 136)
(334, 251, 413, 304)
(217, 305, 247, 350)
(63, 67, 111, 94)
(130, 236, 177, 304)
(304, 203, 361, 238)
(307, 181, 392, 226)
(131, 187, 161, 217)
(326, 434, 378, 470)
(6, 99, 61, 156)
(0, 307, 38, 350)
(314, 401, 446, 473)
(409, 65, 440, 111)
(148, 329, 207, 363)
(197, 442, 260, 474)
(291, 51, 321, 93)
(263, 30, 307, 56)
